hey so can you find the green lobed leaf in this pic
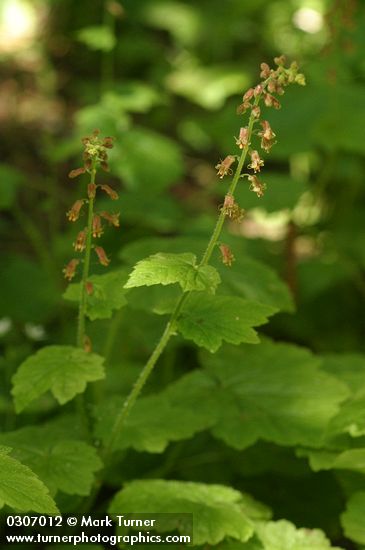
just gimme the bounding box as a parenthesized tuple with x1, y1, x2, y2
(341, 491, 365, 544)
(0, 420, 102, 496)
(177, 293, 275, 352)
(12, 346, 105, 412)
(322, 354, 365, 438)
(255, 519, 343, 550)
(94, 371, 218, 453)
(201, 340, 349, 449)
(124, 253, 220, 293)
(0, 446, 59, 514)
(63, 270, 128, 320)
(109, 479, 270, 545)
(119, 236, 293, 313)
(76, 25, 116, 51)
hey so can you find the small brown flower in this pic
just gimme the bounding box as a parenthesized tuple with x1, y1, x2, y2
(63, 259, 79, 281)
(258, 120, 276, 152)
(248, 175, 266, 198)
(66, 199, 84, 222)
(100, 184, 119, 200)
(95, 246, 110, 266)
(215, 155, 236, 178)
(73, 229, 87, 252)
(84, 335, 92, 353)
(100, 211, 120, 227)
(235, 127, 249, 149)
(85, 281, 94, 295)
(68, 167, 86, 179)
(219, 244, 235, 267)
(92, 214, 103, 238)
(248, 150, 264, 173)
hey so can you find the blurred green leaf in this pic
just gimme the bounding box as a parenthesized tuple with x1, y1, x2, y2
(341, 491, 365, 544)
(76, 25, 116, 52)
(0, 164, 23, 209)
(109, 479, 269, 545)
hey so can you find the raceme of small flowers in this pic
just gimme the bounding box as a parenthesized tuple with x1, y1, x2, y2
(216, 56, 305, 267)
(63, 130, 119, 283)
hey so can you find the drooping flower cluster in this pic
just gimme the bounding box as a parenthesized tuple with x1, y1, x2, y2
(63, 130, 119, 282)
(214, 56, 305, 266)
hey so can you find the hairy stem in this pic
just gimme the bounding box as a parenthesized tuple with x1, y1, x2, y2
(77, 168, 96, 348)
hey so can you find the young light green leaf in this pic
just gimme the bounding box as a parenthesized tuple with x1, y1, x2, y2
(119, 235, 293, 313)
(341, 491, 365, 544)
(109, 479, 270, 545)
(0, 447, 59, 514)
(124, 253, 220, 293)
(298, 447, 365, 475)
(177, 293, 275, 352)
(202, 340, 349, 449)
(12, 346, 105, 412)
(77, 25, 116, 51)
(0, 422, 102, 496)
(63, 270, 128, 320)
(94, 371, 218, 453)
(255, 519, 343, 549)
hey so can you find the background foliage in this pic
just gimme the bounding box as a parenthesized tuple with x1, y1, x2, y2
(1, 0, 365, 548)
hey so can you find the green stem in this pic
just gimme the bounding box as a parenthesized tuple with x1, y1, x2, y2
(102, 293, 188, 459)
(77, 168, 96, 348)
(100, 98, 261, 463)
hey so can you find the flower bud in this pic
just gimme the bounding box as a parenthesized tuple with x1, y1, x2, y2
(243, 88, 254, 102)
(260, 63, 271, 79)
(251, 105, 261, 119)
(254, 84, 263, 97)
(85, 281, 94, 295)
(219, 244, 235, 267)
(68, 167, 86, 179)
(88, 183, 96, 199)
(84, 335, 92, 353)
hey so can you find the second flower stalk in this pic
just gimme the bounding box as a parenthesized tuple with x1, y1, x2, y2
(63, 130, 119, 351)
